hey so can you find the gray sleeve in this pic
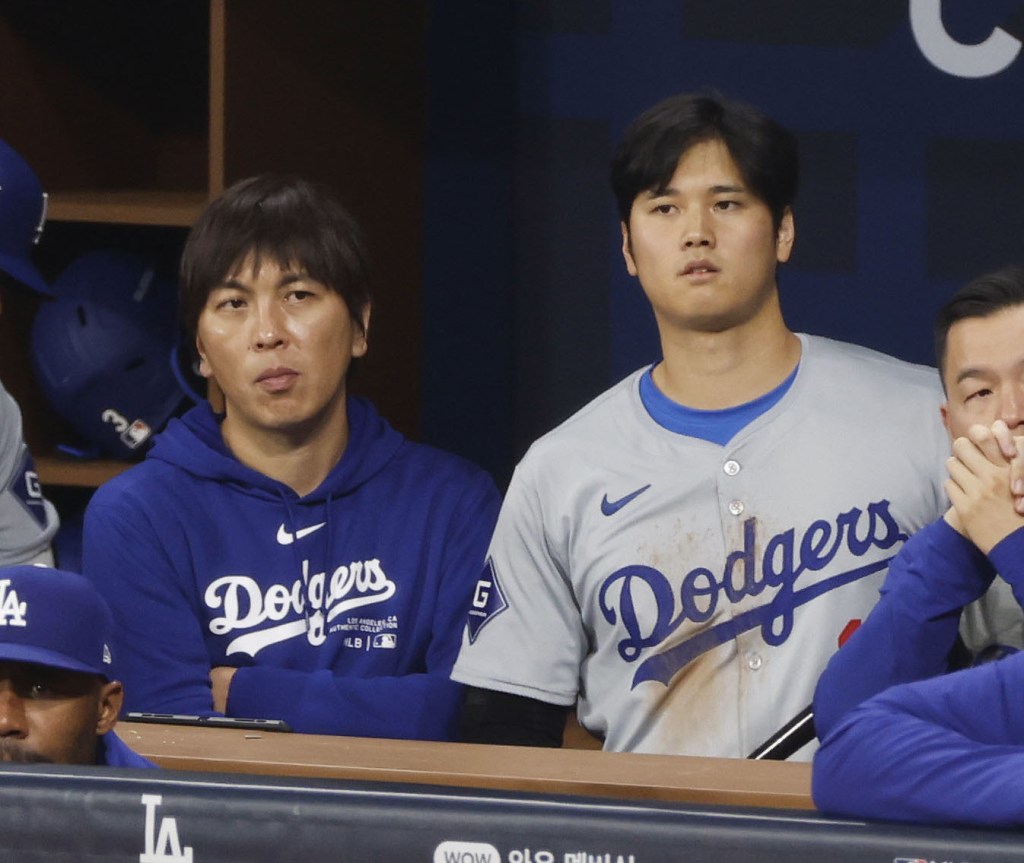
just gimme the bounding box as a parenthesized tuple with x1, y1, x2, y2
(0, 381, 59, 567)
(451, 458, 585, 705)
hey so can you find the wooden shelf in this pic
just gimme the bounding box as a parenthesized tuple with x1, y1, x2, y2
(48, 190, 208, 228)
(2, 0, 426, 495)
(122, 722, 815, 811)
(36, 455, 132, 489)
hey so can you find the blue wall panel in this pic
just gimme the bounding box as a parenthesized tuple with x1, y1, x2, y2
(424, 1, 1024, 482)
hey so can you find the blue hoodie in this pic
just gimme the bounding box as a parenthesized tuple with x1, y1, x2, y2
(82, 397, 500, 741)
(813, 521, 1024, 827)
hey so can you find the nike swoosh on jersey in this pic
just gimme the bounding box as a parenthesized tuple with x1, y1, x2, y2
(600, 484, 652, 516)
(276, 522, 327, 545)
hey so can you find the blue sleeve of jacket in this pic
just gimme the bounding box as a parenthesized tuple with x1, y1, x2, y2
(99, 731, 159, 768)
(813, 518, 995, 739)
(83, 480, 220, 717)
(985, 527, 1024, 605)
(813, 649, 1024, 827)
(225, 472, 502, 740)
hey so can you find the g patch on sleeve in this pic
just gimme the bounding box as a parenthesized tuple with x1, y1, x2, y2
(12, 451, 48, 529)
(466, 558, 508, 644)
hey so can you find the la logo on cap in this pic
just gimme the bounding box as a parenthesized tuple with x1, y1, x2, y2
(0, 579, 27, 627)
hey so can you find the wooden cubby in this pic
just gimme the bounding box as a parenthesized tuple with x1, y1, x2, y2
(0, 0, 427, 490)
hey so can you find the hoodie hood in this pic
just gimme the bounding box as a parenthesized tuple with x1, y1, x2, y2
(146, 395, 404, 502)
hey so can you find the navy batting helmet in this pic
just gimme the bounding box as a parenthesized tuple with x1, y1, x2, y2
(0, 138, 50, 295)
(30, 250, 190, 459)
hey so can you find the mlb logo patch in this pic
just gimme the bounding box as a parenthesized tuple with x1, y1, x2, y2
(121, 419, 153, 449)
(372, 633, 397, 649)
(466, 558, 508, 644)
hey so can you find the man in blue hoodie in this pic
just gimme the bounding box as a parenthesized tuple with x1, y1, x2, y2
(812, 265, 1024, 826)
(82, 175, 501, 741)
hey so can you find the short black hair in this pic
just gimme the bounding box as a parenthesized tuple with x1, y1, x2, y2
(179, 174, 371, 341)
(610, 90, 799, 228)
(934, 264, 1024, 381)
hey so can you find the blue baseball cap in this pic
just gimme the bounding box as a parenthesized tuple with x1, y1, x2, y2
(0, 138, 50, 296)
(0, 566, 114, 679)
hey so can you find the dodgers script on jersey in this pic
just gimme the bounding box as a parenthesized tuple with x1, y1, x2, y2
(452, 335, 949, 758)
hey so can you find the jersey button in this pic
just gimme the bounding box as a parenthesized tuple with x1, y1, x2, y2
(723, 460, 741, 476)
(746, 652, 763, 671)
(728, 499, 744, 516)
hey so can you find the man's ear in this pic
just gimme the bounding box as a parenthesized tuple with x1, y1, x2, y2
(195, 335, 212, 379)
(353, 304, 371, 358)
(940, 402, 952, 438)
(621, 221, 638, 277)
(96, 681, 124, 735)
(775, 207, 795, 264)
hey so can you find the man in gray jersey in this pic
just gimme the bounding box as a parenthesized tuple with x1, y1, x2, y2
(451, 91, 949, 759)
(0, 138, 59, 567)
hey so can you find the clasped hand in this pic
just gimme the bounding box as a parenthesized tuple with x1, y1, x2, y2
(945, 419, 1024, 554)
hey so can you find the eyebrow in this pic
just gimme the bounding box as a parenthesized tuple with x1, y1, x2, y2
(954, 367, 992, 385)
(219, 271, 309, 290)
(955, 358, 1024, 386)
(644, 183, 747, 199)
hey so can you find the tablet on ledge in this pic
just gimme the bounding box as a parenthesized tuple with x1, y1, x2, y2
(124, 712, 293, 733)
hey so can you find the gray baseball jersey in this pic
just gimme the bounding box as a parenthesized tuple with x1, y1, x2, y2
(961, 576, 1024, 655)
(0, 378, 58, 566)
(452, 334, 950, 759)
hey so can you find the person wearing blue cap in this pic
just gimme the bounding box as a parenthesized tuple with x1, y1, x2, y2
(0, 138, 59, 567)
(0, 565, 154, 766)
